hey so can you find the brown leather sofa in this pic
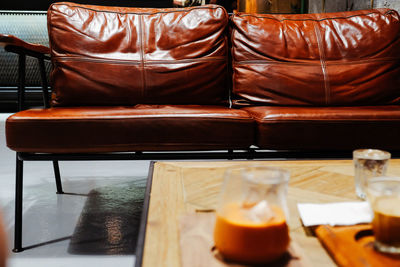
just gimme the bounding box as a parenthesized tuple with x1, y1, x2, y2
(1, 2, 399, 252)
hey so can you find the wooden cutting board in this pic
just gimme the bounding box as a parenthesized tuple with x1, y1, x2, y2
(315, 224, 400, 267)
(179, 213, 310, 267)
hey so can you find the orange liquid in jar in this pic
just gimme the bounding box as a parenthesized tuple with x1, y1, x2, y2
(213, 202, 289, 264)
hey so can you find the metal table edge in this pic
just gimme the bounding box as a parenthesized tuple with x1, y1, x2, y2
(134, 161, 156, 267)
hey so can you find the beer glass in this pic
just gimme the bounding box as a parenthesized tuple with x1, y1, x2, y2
(367, 177, 400, 254)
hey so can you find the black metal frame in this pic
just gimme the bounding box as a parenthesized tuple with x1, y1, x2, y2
(13, 152, 63, 252)
(4, 43, 62, 252)
(135, 161, 154, 267)
(4, 45, 50, 110)
(12, 148, 367, 252)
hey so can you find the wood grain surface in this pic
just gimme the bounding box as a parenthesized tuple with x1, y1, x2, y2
(141, 159, 400, 267)
(316, 225, 400, 267)
(179, 213, 310, 267)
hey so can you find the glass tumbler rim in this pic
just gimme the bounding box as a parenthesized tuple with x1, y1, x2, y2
(237, 165, 290, 185)
(353, 148, 391, 160)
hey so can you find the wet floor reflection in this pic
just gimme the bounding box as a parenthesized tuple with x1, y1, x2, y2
(68, 181, 145, 255)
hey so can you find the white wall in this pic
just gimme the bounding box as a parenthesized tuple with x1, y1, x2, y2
(374, 0, 400, 12)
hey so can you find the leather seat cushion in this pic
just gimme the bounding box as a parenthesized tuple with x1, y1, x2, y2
(244, 106, 400, 150)
(6, 105, 255, 153)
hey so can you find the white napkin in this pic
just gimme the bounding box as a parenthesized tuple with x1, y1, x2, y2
(297, 202, 373, 226)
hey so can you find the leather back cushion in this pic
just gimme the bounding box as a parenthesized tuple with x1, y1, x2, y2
(48, 3, 229, 106)
(231, 9, 400, 106)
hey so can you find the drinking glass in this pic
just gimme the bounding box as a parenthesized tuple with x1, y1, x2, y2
(213, 166, 290, 264)
(367, 177, 400, 254)
(353, 149, 390, 199)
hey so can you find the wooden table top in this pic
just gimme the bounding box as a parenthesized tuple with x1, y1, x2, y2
(137, 159, 400, 267)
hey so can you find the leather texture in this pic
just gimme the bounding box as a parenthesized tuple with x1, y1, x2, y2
(5, 6, 400, 154)
(231, 9, 400, 106)
(48, 3, 229, 106)
(0, 34, 50, 54)
(6, 105, 255, 153)
(244, 106, 400, 150)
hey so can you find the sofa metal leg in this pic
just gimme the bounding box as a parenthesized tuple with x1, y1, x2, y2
(13, 153, 24, 252)
(53, 161, 64, 194)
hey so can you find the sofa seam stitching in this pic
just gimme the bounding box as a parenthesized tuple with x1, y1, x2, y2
(139, 15, 146, 98)
(231, 20, 238, 108)
(257, 119, 400, 122)
(234, 9, 396, 22)
(50, 3, 225, 16)
(47, 8, 55, 106)
(233, 57, 400, 65)
(313, 21, 330, 105)
(7, 116, 254, 122)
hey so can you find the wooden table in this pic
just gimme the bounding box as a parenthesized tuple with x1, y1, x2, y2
(135, 159, 400, 267)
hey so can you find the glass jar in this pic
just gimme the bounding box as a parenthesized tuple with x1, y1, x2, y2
(213, 165, 290, 264)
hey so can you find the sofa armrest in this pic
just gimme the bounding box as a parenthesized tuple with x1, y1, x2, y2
(0, 33, 50, 58)
(0, 33, 51, 110)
